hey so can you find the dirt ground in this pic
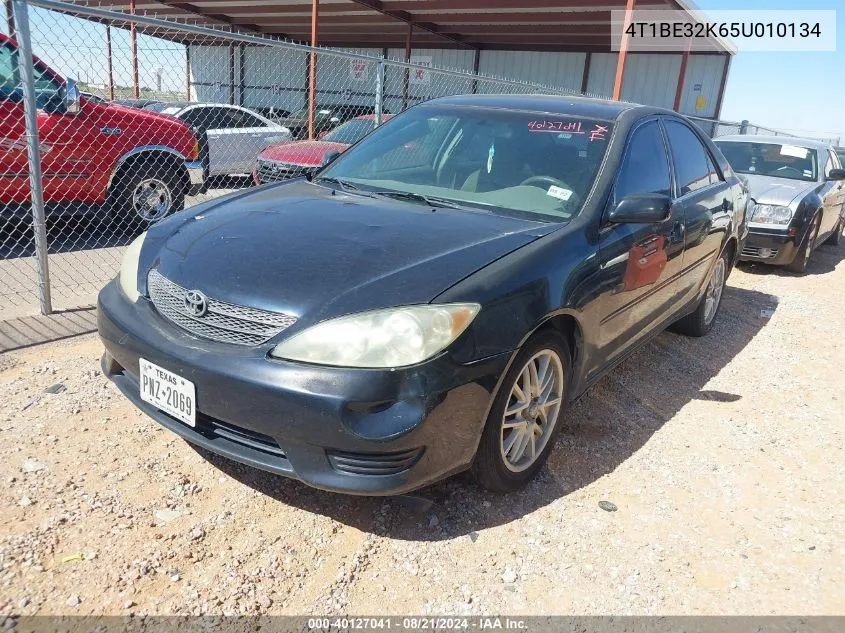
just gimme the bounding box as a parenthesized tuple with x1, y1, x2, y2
(1, 241, 843, 617)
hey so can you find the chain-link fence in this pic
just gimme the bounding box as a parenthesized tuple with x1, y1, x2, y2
(687, 114, 841, 146)
(1, 0, 841, 319)
(1, 0, 596, 317)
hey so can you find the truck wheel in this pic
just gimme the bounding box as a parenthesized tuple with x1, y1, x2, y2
(116, 165, 184, 225)
(785, 214, 820, 274)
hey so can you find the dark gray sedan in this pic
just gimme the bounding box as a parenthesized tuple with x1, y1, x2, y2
(714, 136, 845, 273)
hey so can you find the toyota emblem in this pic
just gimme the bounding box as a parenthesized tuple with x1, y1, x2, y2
(183, 290, 208, 317)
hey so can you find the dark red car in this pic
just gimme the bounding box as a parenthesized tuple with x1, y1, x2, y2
(254, 114, 392, 185)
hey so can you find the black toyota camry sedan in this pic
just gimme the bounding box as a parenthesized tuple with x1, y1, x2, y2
(98, 94, 748, 495)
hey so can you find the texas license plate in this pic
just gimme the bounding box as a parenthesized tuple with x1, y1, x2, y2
(139, 358, 196, 427)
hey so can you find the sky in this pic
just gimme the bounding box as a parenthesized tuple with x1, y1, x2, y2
(697, 0, 845, 143)
(3, 1, 844, 142)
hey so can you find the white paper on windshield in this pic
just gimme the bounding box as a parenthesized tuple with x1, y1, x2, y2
(162, 106, 182, 115)
(547, 185, 573, 202)
(780, 145, 808, 159)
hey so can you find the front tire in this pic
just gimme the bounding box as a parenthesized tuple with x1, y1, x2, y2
(472, 332, 570, 492)
(672, 250, 728, 337)
(114, 164, 185, 226)
(785, 214, 820, 274)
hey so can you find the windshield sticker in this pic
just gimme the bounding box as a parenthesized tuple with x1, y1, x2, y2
(528, 120, 583, 134)
(162, 106, 181, 115)
(547, 185, 573, 202)
(780, 144, 808, 159)
(803, 169, 813, 177)
(487, 143, 495, 174)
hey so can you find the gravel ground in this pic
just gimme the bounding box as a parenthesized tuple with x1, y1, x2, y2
(1, 241, 843, 616)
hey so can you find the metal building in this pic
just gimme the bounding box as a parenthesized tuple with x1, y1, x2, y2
(52, 0, 735, 119)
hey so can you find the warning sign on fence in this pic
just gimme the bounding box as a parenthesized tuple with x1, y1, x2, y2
(409, 56, 433, 85)
(349, 59, 369, 82)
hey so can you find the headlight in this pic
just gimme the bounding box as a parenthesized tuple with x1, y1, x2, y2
(119, 231, 147, 302)
(751, 204, 793, 225)
(269, 303, 481, 368)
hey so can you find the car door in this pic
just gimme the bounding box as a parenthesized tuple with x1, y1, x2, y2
(821, 149, 844, 238)
(662, 118, 733, 297)
(202, 107, 243, 177)
(228, 108, 289, 173)
(595, 118, 686, 363)
(178, 106, 224, 178)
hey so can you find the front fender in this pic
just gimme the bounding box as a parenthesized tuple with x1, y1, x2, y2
(107, 145, 189, 191)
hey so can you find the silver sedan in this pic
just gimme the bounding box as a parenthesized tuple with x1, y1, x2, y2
(145, 102, 292, 178)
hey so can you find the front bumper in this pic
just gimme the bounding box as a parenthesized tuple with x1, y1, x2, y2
(97, 281, 508, 495)
(738, 225, 800, 266)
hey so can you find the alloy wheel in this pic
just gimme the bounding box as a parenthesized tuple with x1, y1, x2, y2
(703, 257, 726, 325)
(500, 349, 564, 473)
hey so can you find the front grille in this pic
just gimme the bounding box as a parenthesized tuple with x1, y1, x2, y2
(327, 448, 423, 476)
(741, 245, 779, 259)
(257, 159, 315, 183)
(147, 269, 297, 346)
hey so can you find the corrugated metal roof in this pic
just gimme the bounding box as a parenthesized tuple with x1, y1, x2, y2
(59, 0, 733, 53)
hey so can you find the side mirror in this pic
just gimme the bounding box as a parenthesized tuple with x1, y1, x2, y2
(64, 77, 81, 114)
(826, 168, 845, 181)
(607, 193, 672, 224)
(321, 150, 342, 166)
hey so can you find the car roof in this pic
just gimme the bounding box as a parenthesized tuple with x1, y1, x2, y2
(425, 93, 649, 121)
(715, 135, 833, 152)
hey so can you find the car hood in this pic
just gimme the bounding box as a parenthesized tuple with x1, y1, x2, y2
(743, 173, 819, 208)
(260, 140, 349, 166)
(144, 181, 555, 327)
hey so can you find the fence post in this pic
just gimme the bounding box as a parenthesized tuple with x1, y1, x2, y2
(374, 58, 385, 127)
(13, 0, 52, 315)
(739, 119, 749, 135)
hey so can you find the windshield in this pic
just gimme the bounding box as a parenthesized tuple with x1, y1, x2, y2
(323, 119, 376, 145)
(714, 140, 818, 182)
(319, 105, 613, 222)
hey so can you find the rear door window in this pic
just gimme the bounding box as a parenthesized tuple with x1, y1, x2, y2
(228, 108, 268, 129)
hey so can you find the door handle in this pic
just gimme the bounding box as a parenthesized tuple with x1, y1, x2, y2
(670, 221, 685, 243)
(722, 198, 732, 211)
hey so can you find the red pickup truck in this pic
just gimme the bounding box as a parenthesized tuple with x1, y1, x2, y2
(0, 33, 202, 224)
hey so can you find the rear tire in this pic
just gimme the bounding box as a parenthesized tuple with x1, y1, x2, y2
(672, 250, 729, 337)
(785, 214, 820, 274)
(472, 332, 570, 493)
